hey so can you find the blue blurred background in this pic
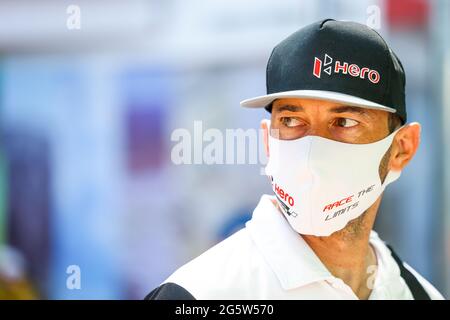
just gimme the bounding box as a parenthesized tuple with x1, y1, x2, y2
(0, 0, 449, 299)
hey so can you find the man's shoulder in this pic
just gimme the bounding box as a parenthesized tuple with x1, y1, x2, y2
(144, 282, 196, 300)
(370, 231, 445, 300)
(402, 263, 445, 300)
(147, 227, 270, 299)
(171, 227, 255, 275)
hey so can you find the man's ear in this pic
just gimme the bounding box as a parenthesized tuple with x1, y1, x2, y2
(261, 119, 270, 158)
(389, 122, 421, 171)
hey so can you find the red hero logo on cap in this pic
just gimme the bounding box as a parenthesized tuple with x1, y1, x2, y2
(313, 53, 380, 84)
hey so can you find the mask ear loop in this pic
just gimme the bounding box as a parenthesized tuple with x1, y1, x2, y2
(382, 170, 401, 187)
(389, 124, 405, 138)
(262, 119, 281, 140)
(262, 119, 274, 178)
(381, 124, 405, 188)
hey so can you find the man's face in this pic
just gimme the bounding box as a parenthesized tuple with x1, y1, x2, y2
(270, 98, 391, 144)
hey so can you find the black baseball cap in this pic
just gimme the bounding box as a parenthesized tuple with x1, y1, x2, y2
(240, 19, 407, 123)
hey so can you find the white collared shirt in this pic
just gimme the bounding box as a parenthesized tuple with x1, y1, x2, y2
(162, 194, 444, 299)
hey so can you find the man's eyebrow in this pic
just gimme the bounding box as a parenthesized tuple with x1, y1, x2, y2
(329, 105, 370, 115)
(274, 104, 304, 113)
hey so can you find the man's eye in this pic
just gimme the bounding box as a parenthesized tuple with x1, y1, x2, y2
(335, 118, 359, 128)
(280, 117, 302, 128)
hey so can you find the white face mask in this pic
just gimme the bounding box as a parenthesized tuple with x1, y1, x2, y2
(265, 120, 402, 236)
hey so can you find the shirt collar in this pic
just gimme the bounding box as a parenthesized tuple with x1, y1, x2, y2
(368, 231, 407, 298)
(245, 194, 334, 290)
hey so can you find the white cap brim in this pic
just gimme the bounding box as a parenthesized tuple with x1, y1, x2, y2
(240, 90, 396, 113)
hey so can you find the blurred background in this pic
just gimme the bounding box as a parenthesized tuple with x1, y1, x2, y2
(0, 0, 449, 299)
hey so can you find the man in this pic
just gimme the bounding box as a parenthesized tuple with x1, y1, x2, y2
(147, 19, 444, 299)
